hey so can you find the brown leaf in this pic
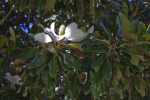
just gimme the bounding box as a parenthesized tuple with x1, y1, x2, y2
(122, 31, 137, 41)
(123, 78, 131, 90)
(135, 74, 147, 97)
(111, 76, 119, 86)
(130, 55, 143, 66)
(14, 59, 21, 65)
(116, 66, 122, 80)
(119, 90, 124, 99)
(23, 87, 28, 97)
(90, 0, 94, 15)
(124, 66, 130, 77)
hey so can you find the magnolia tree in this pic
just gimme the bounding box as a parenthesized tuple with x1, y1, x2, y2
(0, 0, 150, 100)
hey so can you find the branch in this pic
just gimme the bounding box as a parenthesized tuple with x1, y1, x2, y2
(0, 6, 15, 25)
(129, 0, 140, 20)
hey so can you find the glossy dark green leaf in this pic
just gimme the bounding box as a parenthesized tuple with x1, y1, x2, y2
(26, 75, 38, 86)
(123, 2, 128, 15)
(21, 48, 39, 61)
(68, 73, 82, 99)
(29, 0, 41, 7)
(9, 49, 22, 59)
(41, 70, 56, 99)
(0, 57, 11, 72)
(91, 54, 106, 69)
(90, 83, 100, 100)
(48, 55, 58, 78)
(86, 45, 108, 54)
(58, 55, 71, 71)
(82, 79, 90, 95)
(130, 20, 139, 33)
(131, 74, 140, 89)
(90, 70, 104, 84)
(101, 57, 112, 81)
(28, 53, 50, 69)
(117, 13, 130, 32)
(136, 22, 146, 36)
(99, 22, 111, 38)
(19, 0, 28, 12)
(36, 64, 47, 74)
(62, 53, 81, 70)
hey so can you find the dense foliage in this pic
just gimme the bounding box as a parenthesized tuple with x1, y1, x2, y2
(0, 0, 150, 100)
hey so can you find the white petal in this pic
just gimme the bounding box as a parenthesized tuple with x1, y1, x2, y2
(34, 33, 52, 43)
(65, 28, 84, 42)
(4, 73, 22, 85)
(50, 22, 55, 32)
(87, 25, 94, 34)
(65, 22, 78, 31)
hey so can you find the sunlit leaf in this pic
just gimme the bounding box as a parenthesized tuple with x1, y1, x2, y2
(68, 43, 82, 51)
(46, 0, 55, 11)
(9, 27, 16, 44)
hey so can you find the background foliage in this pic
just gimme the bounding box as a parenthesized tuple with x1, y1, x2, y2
(0, 0, 150, 100)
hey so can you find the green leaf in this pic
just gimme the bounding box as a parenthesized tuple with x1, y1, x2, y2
(99, 22, 111, 38)
(90, 70, 104, 84)
(62, 53, 81, 70)
(26, 76, 38, 86)
(0, 11, 4, 14)
(123, 2, 128, 15)
(28, 53, 50, 69)
(80, 27, 86, 32)
(82, 80, 90, 95)
(29, 0, 41, 7)
(0, 37, 9, 47)
(36, 64, 47, 74)
(130, 20, 139, 33)
(46, 0, 55, 11)
(21, 48, 39, 61)
(7, 44, 15, 55)
(136, 22, 146, 36)
(68, 73, 82, 99)
(9, 27, 16, 43)
(87, 31, 100, 38)
(9, 49, 22, 60)
(142, 34, 150, 40)
(131, 74, 140, 89)
(68, 43, 82, 51)
(41, 70, 56, 99)
(91, 54, 106, 69)
(86, 44, 108, 54)
(19, 0, 28, 12)
(90, 83, 100, 100)
(48, 55, 59, 78)
(117, 13, 130, 32)
(101, 57, 112, 81)
(0, 57, 11, 72)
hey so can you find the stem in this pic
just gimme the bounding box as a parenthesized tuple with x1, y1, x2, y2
(0, 6, 15, 25)
(129, 0, 140, 20)
(146, 24, 150, 32)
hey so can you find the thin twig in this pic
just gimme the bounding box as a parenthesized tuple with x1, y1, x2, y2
(0, 6, 14, 25)
(129, 0, 140, 20)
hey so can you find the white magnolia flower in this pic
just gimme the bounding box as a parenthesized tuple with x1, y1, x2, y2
(3, 72, 22, 85)
(34, 33, 52, 43)
(44, 22, 94, 42)
(44, 22, 65, 42)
